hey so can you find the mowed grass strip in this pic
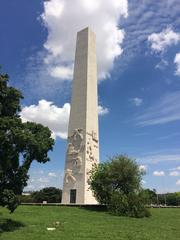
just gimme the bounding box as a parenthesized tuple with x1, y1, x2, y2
(0, 206, 180, 240)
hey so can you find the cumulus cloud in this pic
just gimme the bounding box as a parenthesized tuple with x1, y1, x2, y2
(49, 65, 73, 80)
(169, 171, 180, 176)
(153, 171, 165, 176)
(139, 165, 147, 172)
(98, 105, 109, 115)
(131, 97, 143, 106)
(114, 1, 180, 74)
(41, 0, 128, 80)
(174, 53, 180, 76)
(172, 166, 180, 171)
(176, 179, 180, 185)
(21, 100, 70, 139)
(21, 99, 108, 139)
(38, 177, 50, 183)
(48, 172, 57, 177)
(148, 27, 180, 53)
(24, 169, 64, 191)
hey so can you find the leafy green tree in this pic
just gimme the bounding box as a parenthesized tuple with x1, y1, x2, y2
(0, 69, 54, 212)
(89, 155, 150, 217)
(142, 188, 157, 205)
(32, 187, 62, 203)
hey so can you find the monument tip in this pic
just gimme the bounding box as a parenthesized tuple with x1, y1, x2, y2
(78, 26, 95, 34)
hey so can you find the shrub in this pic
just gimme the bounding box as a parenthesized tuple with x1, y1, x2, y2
(108, 191, 150, 218)
(18, 194, 34, 203)
(89, 155, 150, 218)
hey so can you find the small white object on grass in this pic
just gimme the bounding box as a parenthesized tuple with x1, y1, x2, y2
(47, 227, 56, 231)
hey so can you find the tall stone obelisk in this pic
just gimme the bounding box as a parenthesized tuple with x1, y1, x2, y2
(62, 27, 99, 204)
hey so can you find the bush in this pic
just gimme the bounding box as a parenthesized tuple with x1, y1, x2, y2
(108, 191, 150, 218)
(19, 194, 34, 203)
(89, 155, 150, 218)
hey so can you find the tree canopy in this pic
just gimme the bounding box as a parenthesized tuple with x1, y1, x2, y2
(89, 155, 150, 217)
(0, 69, 55, 212)
(32, 187, 62, 203)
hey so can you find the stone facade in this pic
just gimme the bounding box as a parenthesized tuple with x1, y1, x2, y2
(61, 27, 99, 204)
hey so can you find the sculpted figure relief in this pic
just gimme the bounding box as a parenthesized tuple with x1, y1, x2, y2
(73, 156, 82, 167)
(86, 137, 97, 163)
(64, 169, 76, 184)
(69, 128, 83, 151)
(67, 143, 79, 155)
(66, 128, 84, 169)
(92, 131, 98, 143)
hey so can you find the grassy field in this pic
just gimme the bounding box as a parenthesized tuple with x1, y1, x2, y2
(0, 206, 180, 240)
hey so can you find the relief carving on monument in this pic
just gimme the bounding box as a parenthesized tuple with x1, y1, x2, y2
(86, 130, 98, 163)
(72, 156, 82, 167)
(69, 128, 84, 150)
(64, 169, 76, 184)
(66, 128, 84, 168)
(92, 131, 98, 143)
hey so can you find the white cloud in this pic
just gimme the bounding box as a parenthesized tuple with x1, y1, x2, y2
(24, 169, 64, 191)
(49, 65, 73, 80)
(176, 179, 180, 185)
(38, 177, 50, 183)
(131, 97, 143, 106)
(139, 165, 147, 172)
(21, 99, 108, 139)
(173, 166, 180, 171)
(137, 153, 180, 164)
(141, 180, 146, 185)
(21, 100, 70, 139)
(25, 185, 35, 190)
(174, 53, 180, 76)
(98, 105, 109, 116)
(153, 171, 165, 176)
(169, 171, 180, 176)
(155, 59, 168, 70)
(170, 166, 180, 171)
(48, 172, 57, 177)
(41, 0, 128, 80)
(136, 91, 180, 126)
(148, 27, 180, 53)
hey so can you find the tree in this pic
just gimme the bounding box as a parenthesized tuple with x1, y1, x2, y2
(89, 155, 150, 217)
(32, 187, 62, 203)
(0, 69, 54, 212)
(142, 188, 157, 205)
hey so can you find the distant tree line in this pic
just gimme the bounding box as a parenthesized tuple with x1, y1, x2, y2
(141, 189, 180, 206)
(19, 187, 180, 207)
(19, 187, 62, 203)
(156, 192, 180, 206)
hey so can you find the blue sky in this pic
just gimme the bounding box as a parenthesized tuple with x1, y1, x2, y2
(1, 0, 180, 193)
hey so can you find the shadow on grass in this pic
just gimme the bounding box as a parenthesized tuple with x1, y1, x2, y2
(79, 205, 107, 212)
(0, 218, 25, 233)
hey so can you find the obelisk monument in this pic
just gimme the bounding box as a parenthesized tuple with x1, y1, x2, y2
(62, 27, 99, 204)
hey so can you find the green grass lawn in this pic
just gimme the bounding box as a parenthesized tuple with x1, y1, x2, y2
(0, 206, 180, 240)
